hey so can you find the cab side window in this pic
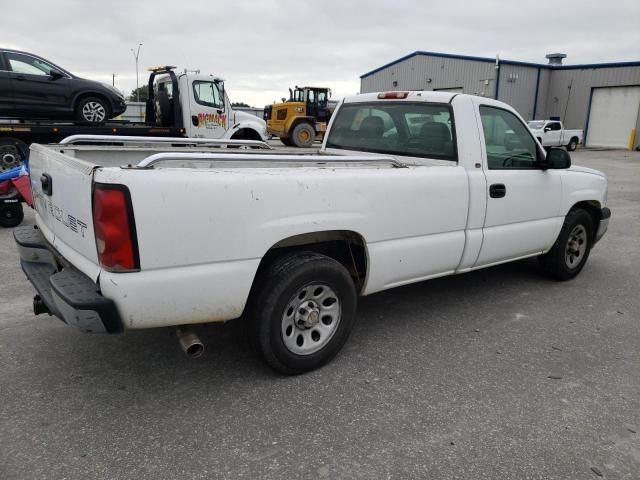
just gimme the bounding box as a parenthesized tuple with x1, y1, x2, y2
(547, 122, 561, 131)
(480, 106, 539, 169)
(193, 81, 223, 109)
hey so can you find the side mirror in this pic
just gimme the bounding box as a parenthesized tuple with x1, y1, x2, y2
(49, 70, 64, 80)
(542, 147, 571, 170)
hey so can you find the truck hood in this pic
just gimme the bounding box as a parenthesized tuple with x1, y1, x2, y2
(568, 165, 606, 178)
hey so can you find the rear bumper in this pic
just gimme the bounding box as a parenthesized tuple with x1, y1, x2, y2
(594, 207, 611, 244)
(14, 225, 123, 333)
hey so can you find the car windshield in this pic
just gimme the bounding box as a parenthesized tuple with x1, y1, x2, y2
(527, 121, 546, 129)
(325, 101, 456, 161)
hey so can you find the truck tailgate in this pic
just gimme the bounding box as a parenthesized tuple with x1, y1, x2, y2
(29, 144, 101, 281)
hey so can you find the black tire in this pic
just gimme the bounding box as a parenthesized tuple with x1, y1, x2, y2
(280, 137, 293, 147)
(539, 208, 594, 280)
(0, 203, 24, 228)
(567, 137, 578, 151)
(290, 123, 315, 148)
(246, 251, 357, 374)
(75, 96, 110, 124)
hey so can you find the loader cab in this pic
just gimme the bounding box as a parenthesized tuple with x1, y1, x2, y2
(291, 87, 331, 123)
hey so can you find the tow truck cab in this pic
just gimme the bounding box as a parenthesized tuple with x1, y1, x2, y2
(148, 66, 267, 141)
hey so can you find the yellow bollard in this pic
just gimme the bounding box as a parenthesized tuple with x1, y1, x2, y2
(629, 128, 637, 151)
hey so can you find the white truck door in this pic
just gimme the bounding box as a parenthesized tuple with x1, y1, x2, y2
(544, 121, 562, 146)
(187, 78, 228, 139)
(475, 105, 562, 266)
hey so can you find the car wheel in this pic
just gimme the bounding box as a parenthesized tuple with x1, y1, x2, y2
(567, 138, 578, 151)
(291, 123, 315, 148)
(539, 208, 594, 280)
(247, 251, 357, 374)
(76, 97, 109, 124)
(0, 203, 24, 228)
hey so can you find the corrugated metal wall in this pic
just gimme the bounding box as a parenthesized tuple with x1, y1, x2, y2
(360, 55, 497, 98)
(496, 64, 540, 119)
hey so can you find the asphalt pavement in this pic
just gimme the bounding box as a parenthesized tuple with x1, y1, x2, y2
(1, 149, 639, 479)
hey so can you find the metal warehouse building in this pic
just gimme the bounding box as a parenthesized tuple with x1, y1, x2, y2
(360, 51, 640, 149)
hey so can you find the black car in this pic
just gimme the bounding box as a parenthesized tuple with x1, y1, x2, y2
(0, 49, 126, 123)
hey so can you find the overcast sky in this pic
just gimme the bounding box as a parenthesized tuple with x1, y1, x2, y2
(3, 0, 639, 107)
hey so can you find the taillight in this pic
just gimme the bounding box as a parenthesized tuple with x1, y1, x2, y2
(377, 92, 409, 99)
(92, 184, 139, 272)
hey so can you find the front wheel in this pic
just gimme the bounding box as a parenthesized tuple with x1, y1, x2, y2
(75, 97, 109, 124)
(247, 251, 357, 374)
(539, 208, 594, 280)
(290, 123, 315, 148)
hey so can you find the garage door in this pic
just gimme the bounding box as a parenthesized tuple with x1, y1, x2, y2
(587, 86, 640, 148)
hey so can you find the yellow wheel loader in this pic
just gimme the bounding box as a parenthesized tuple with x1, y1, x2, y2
(264, 86, 332, 147)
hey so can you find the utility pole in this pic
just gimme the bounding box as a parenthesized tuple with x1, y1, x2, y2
(112, 73, 116, 87)
(130, 43, 143, 102)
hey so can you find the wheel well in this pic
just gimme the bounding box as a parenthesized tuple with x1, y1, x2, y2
(257, 231, 368, 292)
(570, 201, 601, 238)
(74, 92, 110, 113)
(570, 136, 579, 142)
(231, 128, 262, 141)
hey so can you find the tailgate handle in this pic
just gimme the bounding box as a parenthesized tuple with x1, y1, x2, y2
(489, 183, 506, 198)
(40, 173, 53, 196)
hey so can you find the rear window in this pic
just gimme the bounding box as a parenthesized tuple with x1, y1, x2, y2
(325, 102, 456, 161)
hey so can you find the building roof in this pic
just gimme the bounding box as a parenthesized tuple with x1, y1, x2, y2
(360, 51, 640, 78)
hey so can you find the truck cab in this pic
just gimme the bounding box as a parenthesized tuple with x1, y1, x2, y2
(148, 66, 267, 141)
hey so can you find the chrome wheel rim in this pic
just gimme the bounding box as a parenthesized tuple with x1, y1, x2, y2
(82, 101, 106, 122)
(281, 283, 341, 355)
(565, 224, 587, 269)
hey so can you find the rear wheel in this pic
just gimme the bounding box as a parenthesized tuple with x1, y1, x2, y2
(290, 123, 315, 148)
(75, 97, 109, 124)
(0, 203, 24, 228)
(567, 137, 578, 151)
(539, 208, 594, 280)
(247, 251, 357, 374)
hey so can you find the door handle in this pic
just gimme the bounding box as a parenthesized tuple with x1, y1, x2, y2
(15, 75, 26, 81)
(489, 183, 506, 198)
(191, 115, 199, 126)
(40, 173, 53, 196)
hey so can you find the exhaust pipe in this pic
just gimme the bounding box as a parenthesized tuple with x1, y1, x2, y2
(176, 326, 204, 358)
(33, 295, 51, 316)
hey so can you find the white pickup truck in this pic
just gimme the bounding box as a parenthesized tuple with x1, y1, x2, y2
(527, 120, 583, 151)
(15, 91, 610, 374)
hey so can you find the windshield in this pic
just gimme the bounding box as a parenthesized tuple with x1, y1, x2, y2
(527, 120, 546, 129)
(325, 101, 456, 161)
